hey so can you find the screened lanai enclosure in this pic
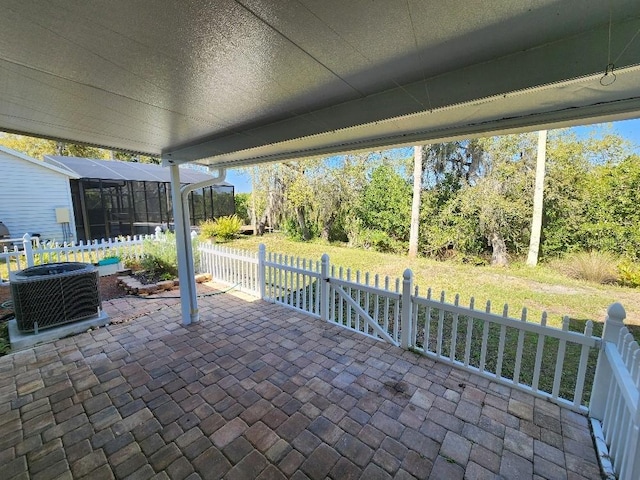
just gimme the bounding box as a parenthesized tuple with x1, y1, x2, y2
(46, 156, 234, 242)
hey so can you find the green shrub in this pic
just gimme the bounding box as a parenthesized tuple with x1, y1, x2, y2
(349, 227, 406, 253)
(200, 215, 243, 241)
(282, 218, 318, 242)
(140, 234, 179, 279)
(554, 251, 619, 284)
(618, 260, 640, 288)
(138, 232, 200, 279)
(234, 193, 251, 224)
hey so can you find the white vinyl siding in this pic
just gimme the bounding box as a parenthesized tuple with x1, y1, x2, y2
(0, 150, 76, 243)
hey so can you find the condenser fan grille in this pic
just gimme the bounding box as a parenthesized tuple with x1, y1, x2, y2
(11, 262, 101, 333)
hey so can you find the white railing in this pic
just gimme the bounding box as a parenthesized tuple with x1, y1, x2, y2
(326, 263, 402, 345)
(198, 242, 260, 295)
(263, 249, 322, 317)
(0, 232, 149, 282)
(406, 273, 599, 412)
(197, 243, 608, 414)
(589, 304, 640, 480)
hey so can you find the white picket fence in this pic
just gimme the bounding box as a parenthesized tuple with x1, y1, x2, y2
(198, 242, 640, 479)
(589, 303, 640, 480)
(0, 233, 150, 282)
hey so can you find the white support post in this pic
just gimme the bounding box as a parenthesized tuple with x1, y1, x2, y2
(320, 254, 330, 322)
(401, 269, 413, 349)
(23, 233, 34, 267)
(169, 164, 197, 326)
(590, 302, 626, 420)
(258, 244, 266, 300)
(178, 166, 226, 324)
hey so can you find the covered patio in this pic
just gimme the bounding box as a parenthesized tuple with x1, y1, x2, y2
(0, 287, 599, 479)
(1, 1, 640, 478)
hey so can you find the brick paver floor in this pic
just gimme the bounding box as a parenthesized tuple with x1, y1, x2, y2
(0, 286, 602, 479)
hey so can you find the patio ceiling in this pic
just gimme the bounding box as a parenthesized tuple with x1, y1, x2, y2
(0, 0, 639, 168)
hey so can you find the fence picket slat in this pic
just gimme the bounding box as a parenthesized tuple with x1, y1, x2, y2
(513, 308, 527, 385)
(450, 295, 460, 362)
(464, 298, 475, 367)
(479, 301, 491, 373)
(552, 317, 571, 399)
(383, 277, 390, 338)
(393, 278, 400, 343)
(573, 321, 593, 406)
(532, 313, 548, 393)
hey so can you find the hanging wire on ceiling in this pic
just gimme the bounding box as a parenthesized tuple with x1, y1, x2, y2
(601, 1, 616, 86)
(600, 0, 640, 87)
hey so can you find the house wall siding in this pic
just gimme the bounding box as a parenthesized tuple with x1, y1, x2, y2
(0, 151, 76, 243)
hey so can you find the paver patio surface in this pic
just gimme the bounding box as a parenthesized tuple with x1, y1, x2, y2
(0, 286, 602, 479)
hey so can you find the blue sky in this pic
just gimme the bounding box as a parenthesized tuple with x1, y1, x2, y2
(227, 118, 640, 193)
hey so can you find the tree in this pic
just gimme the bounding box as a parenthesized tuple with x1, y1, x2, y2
(539, 129, 630, 259)
(526, 130, 547, 266)
(408, 146, 423, 258)
(356, 164, 412, 250)
(309, 154, 368, 241)
(246, 164, 286, 235)
(234, 193, 250, 224)
(417, 140, 486, 260)
(0, 132, 159, 162)
(580, 154, 640, 259)
(284, 162, 313, 240)
(113, 151, 160, 164)
(447, 134, 537, 266)
(57, 143, 110, 159)
(0, 133, 59, 159)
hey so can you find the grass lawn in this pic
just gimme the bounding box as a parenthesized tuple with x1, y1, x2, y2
(222, 233, 640, 335)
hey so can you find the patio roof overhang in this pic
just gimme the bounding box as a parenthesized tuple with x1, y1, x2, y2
(0, 0, 638, 168)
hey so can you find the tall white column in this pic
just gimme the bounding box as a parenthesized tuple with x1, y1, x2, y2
(169, 164, 199, 325)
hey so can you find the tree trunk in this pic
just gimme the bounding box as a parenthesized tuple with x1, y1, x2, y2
(321, 214, 336, 241)
(250, 171, 259, 235)
(526, 130, 547, 266)
(408, 146, 423, 258)
(257, 211, 268, 235)
(489, 232, 508, 266)
(257, 191, 273, 236)
(296, 206, 311, 240)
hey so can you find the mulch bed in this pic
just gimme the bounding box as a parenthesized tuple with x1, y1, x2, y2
(99, 274, 127, 301)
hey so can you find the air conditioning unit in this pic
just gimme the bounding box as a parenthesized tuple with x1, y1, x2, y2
(11, 262, 101, 333)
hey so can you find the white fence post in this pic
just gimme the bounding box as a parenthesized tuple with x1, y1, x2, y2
(320, 254, 330, 322)
(401, 269, 413, 349)
(23, 233, 34, 267)
(590, 302, 626, 420)
(258, 244, 266, 300)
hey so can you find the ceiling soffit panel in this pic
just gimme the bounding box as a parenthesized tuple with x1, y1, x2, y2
(0, 0, 637, 165)
(164, 13, 640, 162)
(185, 65, 640, 169)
